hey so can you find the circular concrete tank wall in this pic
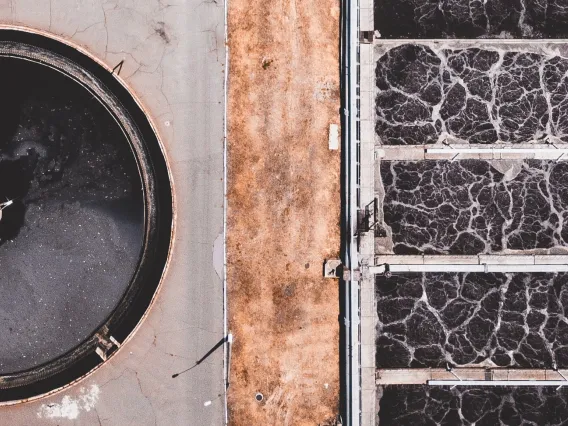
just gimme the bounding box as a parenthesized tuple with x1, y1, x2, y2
(0, 29, 172, 402)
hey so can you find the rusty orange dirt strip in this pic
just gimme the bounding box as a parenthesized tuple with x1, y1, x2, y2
(227, 0, 341, 424)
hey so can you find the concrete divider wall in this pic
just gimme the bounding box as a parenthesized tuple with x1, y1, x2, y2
(376, 369, 568, 385)
(378, 145, 568, 161)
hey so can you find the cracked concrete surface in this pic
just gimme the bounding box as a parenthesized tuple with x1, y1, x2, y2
(0, 0, 225, 425)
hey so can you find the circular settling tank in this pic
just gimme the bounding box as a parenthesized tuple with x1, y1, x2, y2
(0, 29, 172, 401)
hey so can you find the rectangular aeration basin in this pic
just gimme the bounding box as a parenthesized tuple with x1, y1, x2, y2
(376, 272, 568, 369)
(374, 0, 568, 38)
(378, 385, 568, 425)
(375, 44, 568, 146)
(380, 160, 568, 255)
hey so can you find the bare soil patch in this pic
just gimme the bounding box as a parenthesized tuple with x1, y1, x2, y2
(227, 0, 341, 424)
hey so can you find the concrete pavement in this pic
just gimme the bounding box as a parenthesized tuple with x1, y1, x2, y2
(0, 1, 226, 425)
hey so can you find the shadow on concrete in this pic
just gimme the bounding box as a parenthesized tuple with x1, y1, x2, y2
(172, 336, 227, 378)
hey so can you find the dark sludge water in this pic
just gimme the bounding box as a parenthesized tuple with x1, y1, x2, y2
(375, 0, 568, 39)
(376, 272, 568, 369)
(0, 57, 144, 373)
(376, 45, 568, 145)
(381, 160, 568, 255)
(378, 385, 568, 426)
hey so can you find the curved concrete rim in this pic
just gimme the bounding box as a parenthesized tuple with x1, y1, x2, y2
(0, 26, 176, 405)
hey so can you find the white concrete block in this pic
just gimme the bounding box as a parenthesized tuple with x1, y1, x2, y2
(361, 287, 374, 304)
(360, 317, 376, 341)
(535, 255, 568, 264)
(329, 123, 339, 150)
(374, 255, 424, 265)
(360, 44, 374, 66)
(429, 379, 565, 386)
(380, 147, 425, 160)
(478, 255, 535, 265)
(360, 120, 374, 143)
(486, 264, 568, 273)
(425, 152, 470, 160)
(362, 367, 376, 390)
(361, 344, 375, 368)
(360, 167, 373, 193)
(360, 69, 374, 95)
(478, 152, 494, 160)
(360, 8, 373, 31)
(376, 369, 431, 384)
(361, 409, 376, 426)
(387, 264, 486, 273)
(423, 255, 479, 264)
(360, 91, 372, 121)
(361, 304, 375, 320)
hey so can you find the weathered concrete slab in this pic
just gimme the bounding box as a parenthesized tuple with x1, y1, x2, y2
(0, 0, 225, 425)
